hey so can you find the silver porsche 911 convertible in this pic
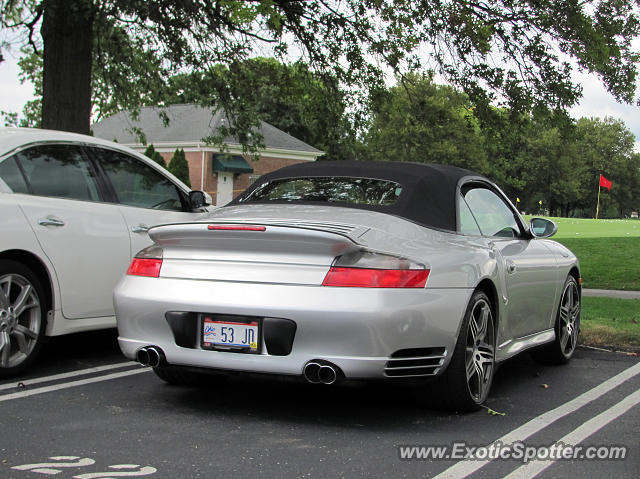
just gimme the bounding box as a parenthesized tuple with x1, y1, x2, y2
(114, 161, 581, 411)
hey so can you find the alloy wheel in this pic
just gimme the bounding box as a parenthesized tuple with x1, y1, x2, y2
(0, 273, 42, 369)
(464, 298, 495, 403)
(558, 279, 580, 357)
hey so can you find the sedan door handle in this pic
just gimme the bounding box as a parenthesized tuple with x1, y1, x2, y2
(506, 261, 517, 274)
(37, 217, 65, 227)
(131, 224, 149, 233)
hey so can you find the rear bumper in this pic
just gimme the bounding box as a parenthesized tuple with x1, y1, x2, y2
(114, 276, 472, 379)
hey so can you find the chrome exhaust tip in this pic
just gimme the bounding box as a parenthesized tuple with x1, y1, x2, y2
(136, 346, 165, 367)
(146, 346, 164, 368)
(303, 361, 322, 383)
(304, 361, 341, 384)
(136, 347, 150, 367)
(318, 365, 337, 385)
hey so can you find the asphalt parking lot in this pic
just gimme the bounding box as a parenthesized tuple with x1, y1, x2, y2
(0, 330, 638, 479)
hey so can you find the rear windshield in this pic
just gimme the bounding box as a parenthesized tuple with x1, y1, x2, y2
(242, 176, 403, 206)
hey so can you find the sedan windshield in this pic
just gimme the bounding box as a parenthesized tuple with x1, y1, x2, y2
(242, 176, 403, 206)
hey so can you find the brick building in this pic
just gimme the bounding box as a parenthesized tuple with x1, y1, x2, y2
(92, 104, 323, 205)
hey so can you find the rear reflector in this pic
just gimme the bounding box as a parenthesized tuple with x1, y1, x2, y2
(208, 225, 266, 231)
(127, 258, 163, 277)
(322, 267, 429, 288)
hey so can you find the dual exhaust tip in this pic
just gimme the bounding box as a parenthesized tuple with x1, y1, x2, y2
(303, 361, 340, 385)
(136, 346, 164, 368)
(137, 349, 339, 384)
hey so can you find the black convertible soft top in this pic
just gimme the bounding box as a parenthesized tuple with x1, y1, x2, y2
(230, 161, 488, 232)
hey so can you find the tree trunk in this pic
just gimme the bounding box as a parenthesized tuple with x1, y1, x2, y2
(41, 0, 94, 134)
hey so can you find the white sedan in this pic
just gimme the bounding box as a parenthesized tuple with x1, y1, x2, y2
(0, 128, 211, 376)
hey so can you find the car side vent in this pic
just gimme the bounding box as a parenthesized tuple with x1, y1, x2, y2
(385, 347, 447, 377)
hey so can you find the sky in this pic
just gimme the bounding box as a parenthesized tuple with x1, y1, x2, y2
(0, 53, 34, 117)
(1, 49, 639, 151)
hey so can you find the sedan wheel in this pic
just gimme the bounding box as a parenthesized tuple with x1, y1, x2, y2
(532, 275, 581, 365)
(0, 260, 46, 377)
(436, 290, 496, 411)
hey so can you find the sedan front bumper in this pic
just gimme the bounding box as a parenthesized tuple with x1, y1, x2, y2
(114, 275, 472, 379)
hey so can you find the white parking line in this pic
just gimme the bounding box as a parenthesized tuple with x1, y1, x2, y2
(433, 361, 640, 479)
(504, 388, 640, 479)
(0, 361, 135, 392)
(0, 367, 150, 402)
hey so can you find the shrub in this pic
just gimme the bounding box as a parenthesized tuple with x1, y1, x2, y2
(143, 144, 167, 168)
(168, 148, 191, 187)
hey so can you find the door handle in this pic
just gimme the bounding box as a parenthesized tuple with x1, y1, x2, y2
(37, 217, 65, 227)
(506, 261, 517, 274)
(131, 224, 149, 233)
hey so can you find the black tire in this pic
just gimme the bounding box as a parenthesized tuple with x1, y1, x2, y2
(436, 290, 496, 412)
(152, 364, 228, 386)
(0, 259, 48, 378)
(531, 275, 580, 365)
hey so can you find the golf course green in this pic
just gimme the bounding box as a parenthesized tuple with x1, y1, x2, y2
(525, 215, 640, 238)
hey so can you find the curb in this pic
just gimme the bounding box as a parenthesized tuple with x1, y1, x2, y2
(578, 344, 640, 355)
(582, 289, 640, 299)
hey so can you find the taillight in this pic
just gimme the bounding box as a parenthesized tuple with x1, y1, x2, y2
(208, 224, 266, 231)
(322, 267, 429, 288)
(127, 258, 163, 277)
(127, 245, 164, 277)
(322, 251, 429, 288)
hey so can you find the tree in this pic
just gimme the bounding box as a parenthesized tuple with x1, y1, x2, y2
(479, 108, 586, 216)
(490, 113, 640, 218)
(474, 107, 531, 201)
(574, 117, 640, 217)
(39, 0, 92, 133)
(360, 74, 640, 217)
(143, 144, 166, 169)
(168, 148, 190, 188)
(518, 125, 583, 217)
(162, 58, 358, 160)
(364, 73, 488, 173)
(1, 0, 639, 142)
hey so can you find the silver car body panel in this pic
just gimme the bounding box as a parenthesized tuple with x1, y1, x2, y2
(116, 277, 471, 378)
(115, 203, 579, 378)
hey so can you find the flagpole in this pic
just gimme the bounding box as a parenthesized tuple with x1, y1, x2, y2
(595, 176, 601, 219)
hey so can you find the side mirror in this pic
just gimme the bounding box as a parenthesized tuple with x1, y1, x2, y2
(529, 218, 558, 238)
(188, 190, 210, 210)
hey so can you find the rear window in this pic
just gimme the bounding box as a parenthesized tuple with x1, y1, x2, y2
(242, 177, 403, 206)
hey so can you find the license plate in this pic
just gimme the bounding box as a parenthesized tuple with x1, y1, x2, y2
(201, 316, 260, 352)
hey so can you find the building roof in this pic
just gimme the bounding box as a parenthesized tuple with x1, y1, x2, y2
(92, 103, 322, 154)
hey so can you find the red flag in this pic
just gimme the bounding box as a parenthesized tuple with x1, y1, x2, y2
(599, 174, 612, 190)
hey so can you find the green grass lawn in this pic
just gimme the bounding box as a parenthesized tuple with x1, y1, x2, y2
(522, 216, 640, 290)
(555, 237, 640, 291)
(524, 216, 640, 238)
(580, 297, 640, 348)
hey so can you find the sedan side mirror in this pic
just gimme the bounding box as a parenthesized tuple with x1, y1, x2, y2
(188, 190, 210, 210)
(529, 218, 558, 238)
